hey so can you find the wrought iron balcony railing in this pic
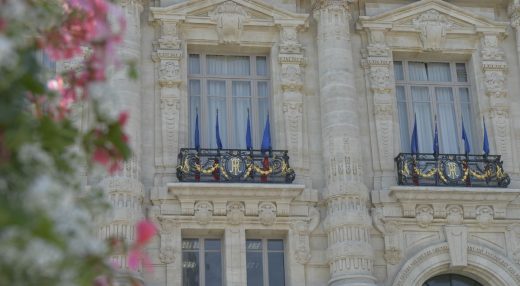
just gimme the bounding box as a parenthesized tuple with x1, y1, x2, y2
(176, 148, 295, 183)
(395, 153, 510, 188)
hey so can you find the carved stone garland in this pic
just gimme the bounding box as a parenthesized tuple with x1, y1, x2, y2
(278, 25, 306, 175)
(480, 34, 513, 171)
(153, 21, 182, 168)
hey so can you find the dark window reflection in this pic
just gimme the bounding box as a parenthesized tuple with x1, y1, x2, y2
(246, 239, 285, 286)
(423, 274, 483, 286)
(182, 238, 222, 286)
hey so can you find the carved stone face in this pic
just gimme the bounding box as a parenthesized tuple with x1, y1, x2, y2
(476, 206, 493, 228)
(446, 205, 464, 225)
(258, 202, 277, 226)
(416, 205, 434, 228)
(194, 201, 213, 225)
(227, 202, 244, 225)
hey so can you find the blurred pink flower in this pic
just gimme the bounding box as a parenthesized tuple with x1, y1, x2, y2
(127, 220, 157, 271)
(92, 147, 110, 165)
(136, 220, 156, 246)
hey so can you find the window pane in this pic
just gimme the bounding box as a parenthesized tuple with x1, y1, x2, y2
(427, 63, 451, 82)
(232, 81, 251, 149)
(394, 61, 404, 81)
(396, 86, 410, 152)
(205, 251, 222, 286)
(207, 55, 226, 75)
(189, 54, 200, 74)
(411, 86, 433, 153)
(256, 56, 268, 76)
(258, 81, 269, 97)
(460, 88, 474, 153)
(208, 80, 227, 148)
(268, 239, 284, 251)
(227, 56, 250, 76)
(436, 88, 458, 153)
(456, 63, 468, 82)
(246, 240, 263, 286)
(183, 239, 200, 250)
(268, 252, 285, 286)
(409, 62, 428, 81)
(182, 251, 200, 286)
(205, 239, 221, 251)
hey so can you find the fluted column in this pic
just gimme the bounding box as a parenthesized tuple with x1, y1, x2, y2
(313, 1, 376, 285)
(98, 0, 144, 269)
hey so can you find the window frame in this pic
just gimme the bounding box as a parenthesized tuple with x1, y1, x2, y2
(394, 60, 476, 154)
(246, 238, 287, 286)
(188, 52, 271, 149)
(181, 237, 224, 286)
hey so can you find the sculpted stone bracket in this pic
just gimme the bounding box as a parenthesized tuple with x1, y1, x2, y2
(167, 182, 305, 225)
(390, 186, 520, 225)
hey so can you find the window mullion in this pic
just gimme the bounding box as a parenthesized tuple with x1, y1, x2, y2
(264, 239, 269, 286)
(200, 238, 205, 286)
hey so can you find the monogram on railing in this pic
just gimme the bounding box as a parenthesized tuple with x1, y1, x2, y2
(395, 153, 510, 187)
(176, 148, 296, 183)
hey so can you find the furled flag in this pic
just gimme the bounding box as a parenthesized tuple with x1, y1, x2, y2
(411, 114, 419, 154)
(194, 109, 200, 150)
(216, 109, 223, 149)
(462, 118, 471, 155)
(483, 117, 490, 156)
(433, 115, 439, 155)
(261, 113, 271, 153)
(246, 109, 252, 151)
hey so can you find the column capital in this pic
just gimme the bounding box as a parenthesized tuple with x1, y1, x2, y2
(313, 0, 356, 12)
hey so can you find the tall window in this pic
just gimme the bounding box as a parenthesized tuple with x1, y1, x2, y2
(188, 54, 270, 149)
(246, 239, 285, 286)
(395, 61, 475, 154)
(182, 238, 222, 286)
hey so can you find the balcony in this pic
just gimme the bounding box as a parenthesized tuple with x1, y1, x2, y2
(176, 148, 295, 183)
(395, 153, 510, 188)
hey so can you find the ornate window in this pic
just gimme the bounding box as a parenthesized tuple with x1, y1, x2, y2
(395, 61, 475, 154)
(246, 239, 285, 286)
(188, 53, 270, 149)
(423, 274, 483, 286)
(182, 238, 223, 286)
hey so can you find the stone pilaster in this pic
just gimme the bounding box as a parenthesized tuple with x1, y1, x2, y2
(152, 21, 183, 168)
(278, 24, 308, 182)
(313, 1, 377, 285)
(480, 33, 513, 171)
(364, 29, 395, 190)
(98, 0, 144, 269)
(158, 218, 182, 286)
(510, 1, 520, 69)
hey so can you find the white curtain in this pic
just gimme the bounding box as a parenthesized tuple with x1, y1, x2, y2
(459, 88, 474, 151)
(189, 80, 201, 148)
(427, 63, 451, 82)
(256, 56, 268, 76)
(232, 81, 251, 149)
(208, 80, 227, 148)
(409, 62, 428, 81)
(228, 56, 250, 76)
(411, 86, 433, 153)
(188, 54, 200, 74)
(436, 87, 458, 153)
(257, 81, 269, 148)
(396, 86, 410, 152)
(394, 61, 404, 81)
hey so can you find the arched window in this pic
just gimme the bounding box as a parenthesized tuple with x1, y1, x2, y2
(423, 274, 483, 286)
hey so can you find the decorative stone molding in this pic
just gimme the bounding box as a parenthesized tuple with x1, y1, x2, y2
(384, 247, 402, 265)
(158, 60, 181, 87)
(279, 26, 302, 54)
(476, 206, 494, 228)
(383, 221, 403, 265)
(209, 1, 249, 44)
(507, 224, 520, 264)
(291, 220, 311, 264)
(416, 205, 434, 228)
(445, 225, 468, 267)
(194, 201, 213, 225)
(227, 201, 245, 225)
(412, 10, 452, 51)
(258, 202, 277, 226)
(446, 205, 464, 225)
(159, 246, 175, 264)
(158, 217, 179, 266)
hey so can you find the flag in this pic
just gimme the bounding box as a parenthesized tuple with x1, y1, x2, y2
(194, 109, 200, 150)
(483, 117, 490, 156)
(411, 114, 419, 154)
(261, 113, 271, 152)
(246, 109, 252, 151)
(216, 109, 223, 149)
(462, 118, 471, 155)
(433, 115, 439, 155)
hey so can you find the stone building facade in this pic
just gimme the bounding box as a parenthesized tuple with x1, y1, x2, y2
(92, 0, 520, 285)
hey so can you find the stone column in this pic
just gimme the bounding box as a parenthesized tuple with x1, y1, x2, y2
(480, 33, 513, 171)
(313, 1, 377, 285)
(98, 0, 144, 269)
(278, 24, 308, 183)
(509, 0, 520, 69)
(224, 226, 247, 286)
(363, 29, 395, 190)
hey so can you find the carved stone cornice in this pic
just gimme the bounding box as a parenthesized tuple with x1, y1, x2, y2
(312, 0, 356, 12)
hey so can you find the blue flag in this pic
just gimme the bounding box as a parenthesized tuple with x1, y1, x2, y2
(411, 114, 419, 154)
(194, 109, 200, 150)
(483, 117, 490, 156)
(216, 109, 223, 149)
(246, 109, 252, 151)
(433, 116, 439, 155)
(261, 113, 271, 152)
(462, 118, 471, 155)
